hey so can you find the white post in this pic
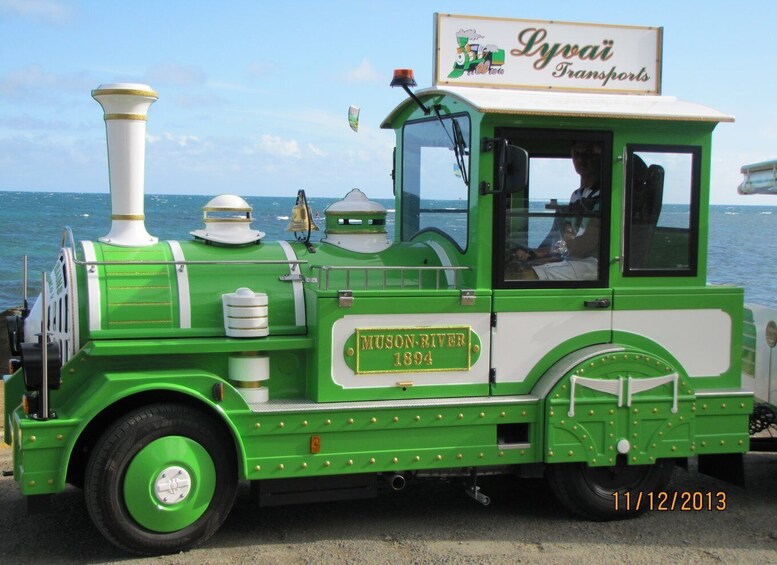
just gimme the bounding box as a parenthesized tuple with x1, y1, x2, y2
(92, 83, 158, 247)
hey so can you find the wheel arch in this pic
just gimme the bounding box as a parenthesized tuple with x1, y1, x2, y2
(67, 385, 244, 489)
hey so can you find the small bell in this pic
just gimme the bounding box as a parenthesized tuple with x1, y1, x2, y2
(285, 190, 320, 233)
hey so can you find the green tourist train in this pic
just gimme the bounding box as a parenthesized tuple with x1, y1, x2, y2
(3, 14, 775, 555)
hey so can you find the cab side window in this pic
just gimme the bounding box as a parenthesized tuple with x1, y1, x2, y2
(623, 145, 701, 276)
(494, 129, 612, 288)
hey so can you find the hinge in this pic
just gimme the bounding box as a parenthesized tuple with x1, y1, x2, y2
(460, 289, 475, 306)
(489, 368, 496, 384)
(490, 312, 497, 328)
(481, 137, 498, 152)
(338, 290, 353, 308)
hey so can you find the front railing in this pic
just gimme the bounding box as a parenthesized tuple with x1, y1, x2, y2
(311, 265, 469, 291)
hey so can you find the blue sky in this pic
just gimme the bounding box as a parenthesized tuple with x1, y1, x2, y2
(1, 0, 776, 204)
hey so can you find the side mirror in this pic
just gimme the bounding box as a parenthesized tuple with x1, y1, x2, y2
(498, 142, 528, 194)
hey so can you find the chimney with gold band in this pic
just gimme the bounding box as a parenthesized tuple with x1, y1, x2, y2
(92, 83, 158, 247)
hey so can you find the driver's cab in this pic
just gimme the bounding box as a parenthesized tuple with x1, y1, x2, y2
(384, 83, 741, 397)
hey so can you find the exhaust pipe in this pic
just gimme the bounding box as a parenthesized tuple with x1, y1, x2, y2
(390, 473, 406, 491)
(92, 83, 158, 247)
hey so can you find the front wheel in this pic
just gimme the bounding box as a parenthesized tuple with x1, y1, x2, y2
(546, 460, 674, 520)
(85, 404, 238, 555)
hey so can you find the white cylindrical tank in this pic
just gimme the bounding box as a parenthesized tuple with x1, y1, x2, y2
(92, 83, 158, 247)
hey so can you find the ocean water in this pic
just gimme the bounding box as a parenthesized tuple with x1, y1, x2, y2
(1, 191, 776, 310)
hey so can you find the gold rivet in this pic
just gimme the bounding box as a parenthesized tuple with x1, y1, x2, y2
(582, 434, 587, 440)
(521, 410, 527, 417)
(740, 403, 745, 409)
(29, 481, 36, 487)
(652, 408, 658, 414)
(479, 452, 484, 458)
(324, 461, 331, 467)
(325, 419, 331, 425)
(738, 440, 744, 446)
(609, 409, 614, 415)
(720, 440, 725, 445)
(393, 417, 399, 423)
(632, 456, 638, 462)
(633, 421, 638, 426)
(549, 411, 555, 417)
(479, 412, 485, 418)
(499, 451, 505, 457)
(436, 414, 443, 420)
(721, 403, 727, 409)
(671, 446, 676, 452)
(370, 417, 377, 424)
(633, 408, 638, 414)
(278, 422, 285, 429)
(346, 347, 355, 356)
(29, 436, 36, 442)
(589, 410, 595, 416)
(415, 415, 421, 421)
(659, 431, 664, 436)
(472, 344, 480, 354)
(393, 457, 399, 463)
(457, 413, 464, 420)
(47, 479, 54, 485)
(415, 456, 421, 462)
(549, 451, 554, 457)
(301, 462, 308, 469)
(560, 420, 565, 426)
(457, 453, 463, 459)
(255, 422, 261, 429)
(568, 451, 574, 457)
(520, 450, 526, 456)
(254, 465, 262, 471)
(56, 434, 63, 441)
(701, 441, 707, 447)
(347, 460, 354, 466)
(369, 458, 376, 464)
(667, 422, 672, 428)
(500, 411, 506, 417)
(278, 464, 285, 470)
(348, 418, 354, 424)
(302, 420, 309, 427)
(436, 455, 443, 461)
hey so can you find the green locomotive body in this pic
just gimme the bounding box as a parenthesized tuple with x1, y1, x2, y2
(3, 15, 756, 555)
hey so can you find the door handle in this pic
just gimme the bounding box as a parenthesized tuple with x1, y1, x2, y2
(584, 298, 611, 309)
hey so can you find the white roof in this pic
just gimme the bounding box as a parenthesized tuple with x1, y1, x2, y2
(381, 86, 734, 127)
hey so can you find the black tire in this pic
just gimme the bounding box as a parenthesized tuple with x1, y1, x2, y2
(546, 460, 674, 521)
(84, 404, 238, 555)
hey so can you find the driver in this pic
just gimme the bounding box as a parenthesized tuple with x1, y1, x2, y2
(515, 140, 602, 280)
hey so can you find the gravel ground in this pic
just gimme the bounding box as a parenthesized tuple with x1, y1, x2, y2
(2, 309, 777, 564)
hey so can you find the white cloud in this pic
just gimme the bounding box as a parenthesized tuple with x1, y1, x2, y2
(258, 134, 300, 158)
(0, 65, 92, 100)
(144, 64, 207, 87)
(345, 58, 381, 83)
(307, 143, 326, 157)
(0, 0, 72, 23)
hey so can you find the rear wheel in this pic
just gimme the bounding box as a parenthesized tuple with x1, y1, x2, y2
(85, 404, 237, 555)
(546, 459, 674, 520)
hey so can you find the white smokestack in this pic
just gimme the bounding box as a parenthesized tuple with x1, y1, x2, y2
(92, 83, 158, 247)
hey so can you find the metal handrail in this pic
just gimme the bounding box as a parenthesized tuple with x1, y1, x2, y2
(312, 264, 469, 291)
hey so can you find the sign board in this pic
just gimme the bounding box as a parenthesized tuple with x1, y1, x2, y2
(434, 14, 662, 95)
(344, 326, 482, 375)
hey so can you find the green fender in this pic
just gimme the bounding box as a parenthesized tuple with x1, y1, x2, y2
(532, 344, 697, 467)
